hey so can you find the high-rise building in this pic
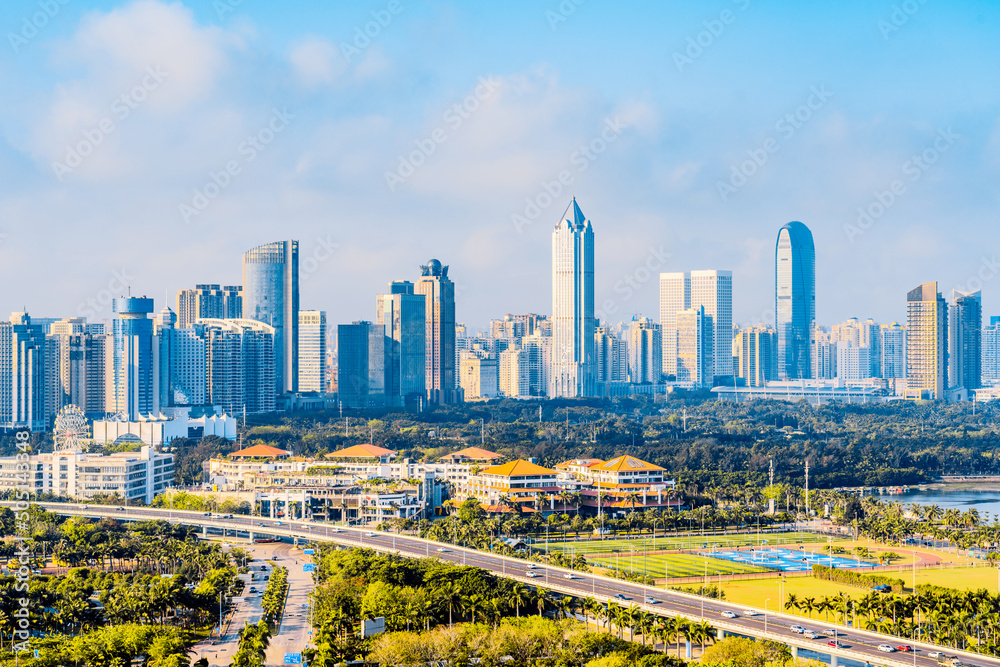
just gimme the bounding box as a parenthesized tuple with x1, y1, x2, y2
(595, 326, 628, 385)
(498, 349, 529, 398)
(415, 260, 460, 404)
(156, 306, 207, 408)
(733, 325, 777, 387)
(242, 240, 298, 394)
(376, 281, 426, 406)
(0, 313, 48, 431)
(550, 197, 596, 398)
(837, 342, 871, 380)
(659, 272, 690, 379)
(813, 328, 837, 379)
(881, 323, 906, 379)
(676, 306, 705, 386)
(196, 319, 276, 414)
(775, 221, 816, 380)
(108, 297, 155, 420)
(906, 282, 947, 400)
(459, 351, 498, 400)
(690, 270, 733, 385)
(628, 317, 662, 384)
(176, 284, 242, 329)
(336, 321, 387, 409)
(984, 317, 1000, 384)
(522, 334, 551, 396)
(298, 310, 327, 394)
(949, 290, 981, 392)
(490, 314, 549, 340)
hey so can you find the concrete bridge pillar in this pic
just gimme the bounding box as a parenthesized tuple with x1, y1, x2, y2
(790, 646, 798, 660)
(830, 655, 838, 667)
(685, 640, 692, 658)
(717, 628, 725, 640)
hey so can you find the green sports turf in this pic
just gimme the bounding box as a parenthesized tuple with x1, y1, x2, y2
(590, 553, 773, 579)
(539, 531, 825, 556)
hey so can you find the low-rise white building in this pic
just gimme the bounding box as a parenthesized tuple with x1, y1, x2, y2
(0, 446, 173, 504)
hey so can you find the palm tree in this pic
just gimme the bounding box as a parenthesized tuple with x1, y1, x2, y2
(436, 581, 462, 627)
(509, 583, 530, 618)
(535, 587, 551, 617)
(785, 593, 799, 612)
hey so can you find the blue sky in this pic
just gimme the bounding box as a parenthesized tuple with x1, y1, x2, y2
(1, 0, 998, 331)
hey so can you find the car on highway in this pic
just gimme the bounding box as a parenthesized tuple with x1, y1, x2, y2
(803, 630, 819, 639)
(896, 645, 913, 652)
(720, 611, 738, 619)
(827, 640, 846, 648)
(525, 563, 537, 569)
(743, 609, 760, 617)
(436, 547, 450, 552)
(613, 594, 628, 600)
(790, 625, 804, 634)
(330, 527, 342, 533)
(274, 521, 283, 525)
(365, 532, 376, 537)
(563, 573, 575, 579)
(249, 587, 256, 593)
(525, 571, 539, 578)
(644, 597, 658, 604)
(878, 644, 896, 653)
(115, 507, 125, 512)
(927, 652, 943, 659)
(260, 566, 267, 571)
(80, 505, 89, 509)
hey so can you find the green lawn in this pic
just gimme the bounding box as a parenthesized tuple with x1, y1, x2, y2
(540, 531, 826, 556)
(591, 553, 772, 579)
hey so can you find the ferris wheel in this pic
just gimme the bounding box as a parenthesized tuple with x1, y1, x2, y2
(53, 405, 90, 452)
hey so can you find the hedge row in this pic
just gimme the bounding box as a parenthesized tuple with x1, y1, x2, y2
(811, 564, 905, 593)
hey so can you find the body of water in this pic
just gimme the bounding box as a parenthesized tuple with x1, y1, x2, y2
(896, 489, 1000, 521)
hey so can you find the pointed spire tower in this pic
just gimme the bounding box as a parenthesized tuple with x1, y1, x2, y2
(550, 197, 596, 397)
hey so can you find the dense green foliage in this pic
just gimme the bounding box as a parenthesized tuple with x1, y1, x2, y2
(261, 566, 288, 623)
(811, 564, 905, 594)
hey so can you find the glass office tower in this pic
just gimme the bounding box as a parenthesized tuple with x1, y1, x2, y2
(242, 240, 299, 394)
(110, 297, 155, 420)
(774, 221, 815, 380)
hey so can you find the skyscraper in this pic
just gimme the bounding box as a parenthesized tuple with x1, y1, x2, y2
(376, 281, 426, 406)
(733, 325, 777, 387)
(298, 310, 327, 394)
(659, 272, 690, 378)
(109, 297, 155, 420)
(676, 305, 705, 386)
(0, 313, 47, 431)
(176, 284, 242, 328)
(196, 319, 276, 414)
(983, 317, 1000, 384)
(775, 221, 815, 380)
(336, 321, 387, 409)
(155, 306, 207, 409)
(595, 326, 628, 385)
(628, 317, 662, 384)
(415, 259, 460, 404)
(690, 270, 733, 384)
(880, 323, 906, 379)
(906, 282, 947, 400)
(949, 290, 981, 393)
(242, 240, 299, 394)
(550, 197, 595, 398)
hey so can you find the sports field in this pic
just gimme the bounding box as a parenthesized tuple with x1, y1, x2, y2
(590, 553, 772, 579)
(539, 531, 827, 556)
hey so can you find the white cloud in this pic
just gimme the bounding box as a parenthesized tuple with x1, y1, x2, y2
(288, 36, 346, 87)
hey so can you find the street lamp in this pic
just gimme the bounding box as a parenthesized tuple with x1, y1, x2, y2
(764, 598, 770, 634)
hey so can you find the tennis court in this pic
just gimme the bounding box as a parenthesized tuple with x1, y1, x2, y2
(706, 548, 875, 572)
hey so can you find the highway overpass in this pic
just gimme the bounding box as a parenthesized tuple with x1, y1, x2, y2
(19, 502, 1000, 667)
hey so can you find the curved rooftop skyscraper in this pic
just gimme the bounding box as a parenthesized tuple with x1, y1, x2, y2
(242, 240, 299, 394)
(775, 221, 815, 380)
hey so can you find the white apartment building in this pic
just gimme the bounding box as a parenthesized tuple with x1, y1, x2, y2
(0, 446, 173, 504)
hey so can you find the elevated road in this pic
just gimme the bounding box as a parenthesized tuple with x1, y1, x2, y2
(23, 502, 1000, 667)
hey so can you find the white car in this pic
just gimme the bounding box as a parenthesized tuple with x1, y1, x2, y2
(330, 527, 342, 533)
(743, 609, 760, 617)
(365, 532, 376, 537)
(436, 547, 450, 552)
(878, 645, 896, 653)
(525, 571, 539, 578)
(927, 652, 943, 659)
(804, 630, 819, 639)
(644, 597, 659, 604)
(720, 611, 738, 619)
(790, 625, 804, 634)
(562, 573, 575, 579)
(525, 563, 537, 569)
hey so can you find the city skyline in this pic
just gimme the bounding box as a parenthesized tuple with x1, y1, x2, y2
(2, 2, 998, 331)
